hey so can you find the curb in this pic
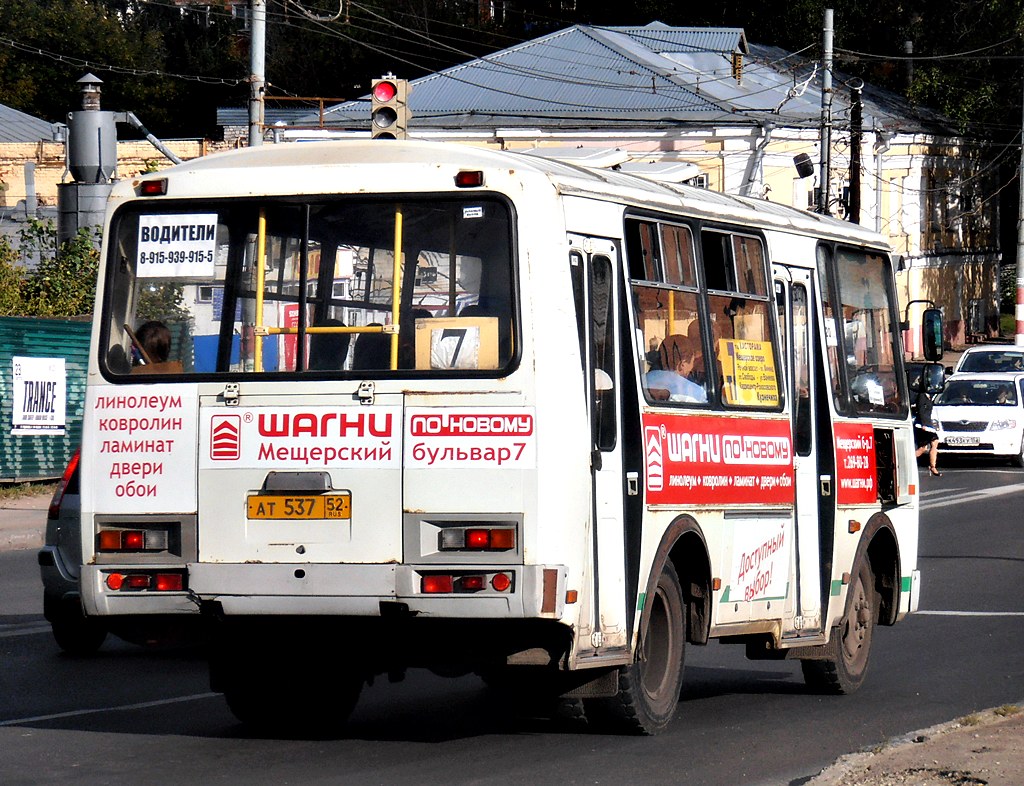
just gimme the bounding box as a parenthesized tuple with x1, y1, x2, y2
(806, 702, 1024, 785)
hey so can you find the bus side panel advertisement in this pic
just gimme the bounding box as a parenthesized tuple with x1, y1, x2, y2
(728, 518, 791, 602)
(642, 413, 794, 505)
(833, 421, 878, 505)
(197, 406, 402, 469)
(85, 385, 199, 513)
(405, 407, 537, 469)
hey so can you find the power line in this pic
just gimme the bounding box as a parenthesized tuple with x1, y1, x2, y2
(0, 35, 245, 86)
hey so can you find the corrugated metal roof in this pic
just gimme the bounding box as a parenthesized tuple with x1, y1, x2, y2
(317, 24, 734, 128)
(302, 21, 953, 136)
(0, 317, 89, 482)
(216, 107, 319, 128)
(0, 103, 56, 143)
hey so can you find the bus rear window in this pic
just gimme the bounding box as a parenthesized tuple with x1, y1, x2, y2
(101, 197, 515, 377)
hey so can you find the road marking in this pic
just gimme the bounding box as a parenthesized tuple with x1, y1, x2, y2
(0, 693, 220, 727)
(920, 481, 1024, 509)
(917, 610, 1024, 616)
(0, 624, 52, 639)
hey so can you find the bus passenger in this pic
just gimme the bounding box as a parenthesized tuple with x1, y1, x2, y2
(352, 325, 391, 370)
(134, 320, 171, 366)
(308, 319, 351, 371)
(645, 334, 707, 403)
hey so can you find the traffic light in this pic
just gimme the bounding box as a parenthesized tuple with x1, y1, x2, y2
(370, 76, 411, 140)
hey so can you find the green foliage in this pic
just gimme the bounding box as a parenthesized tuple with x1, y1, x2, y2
(137, 281, 190, 323)
(0, 218, 99, 318)
(0, 236, 24, 315)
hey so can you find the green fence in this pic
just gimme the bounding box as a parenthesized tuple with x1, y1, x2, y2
(0, 316, 91, 483)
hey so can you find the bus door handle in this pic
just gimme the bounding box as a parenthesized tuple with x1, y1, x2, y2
(819, 474, 832, 497)
(626, 471, 640, 496)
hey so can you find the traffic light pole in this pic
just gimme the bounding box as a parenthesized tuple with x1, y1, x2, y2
(1016, 72, 1024, 346)
(817, 8, 833, 215)
(248, 0, 266, 147)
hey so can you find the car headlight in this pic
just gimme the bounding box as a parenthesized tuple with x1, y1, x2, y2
(989, 419, 1017, 431)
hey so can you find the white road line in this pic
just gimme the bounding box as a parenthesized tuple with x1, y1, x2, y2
(0, 693, 220, 727)
(0, 624, 52, 639)
(916, 610, 1024, 616)
(920, 481, 1024, 509)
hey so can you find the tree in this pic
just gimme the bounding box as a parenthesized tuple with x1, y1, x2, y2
(0, 219, 99, 318)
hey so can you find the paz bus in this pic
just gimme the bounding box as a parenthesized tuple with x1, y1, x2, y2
(78, 140, 936, 734)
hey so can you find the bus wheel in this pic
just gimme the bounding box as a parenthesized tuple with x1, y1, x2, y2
(586, 561, 685, 735)
(802, 559, 876, 694)
(216, 640, 363, 736)
(223, 673, 362, 737)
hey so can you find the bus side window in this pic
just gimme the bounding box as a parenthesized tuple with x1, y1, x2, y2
(701, 230, 780, 409)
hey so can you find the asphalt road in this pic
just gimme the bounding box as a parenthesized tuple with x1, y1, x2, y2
(1, 464, 1022, 785)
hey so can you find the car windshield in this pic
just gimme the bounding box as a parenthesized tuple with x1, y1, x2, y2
(936, 379, 1018, 406)
(959, 350, 1024, 373)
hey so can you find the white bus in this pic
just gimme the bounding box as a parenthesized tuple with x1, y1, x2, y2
(79, 140, 937, 734)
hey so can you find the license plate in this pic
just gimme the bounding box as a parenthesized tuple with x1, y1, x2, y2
(246, 494, 351, 520)
(945, 435, 980, 447)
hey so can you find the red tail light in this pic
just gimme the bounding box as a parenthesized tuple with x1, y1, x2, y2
(48, 448, 80, 520)
(105, 571, 185, 591)
(155, 573, 184, 591)
(439, 526, 516, 551)
(422, 575, 454, 593)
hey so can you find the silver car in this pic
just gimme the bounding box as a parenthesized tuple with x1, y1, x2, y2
(37, 449, 108, 653)
(38, 450, 200, 653)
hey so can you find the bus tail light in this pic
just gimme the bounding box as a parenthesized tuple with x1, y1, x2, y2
(439, 526, 516, 551)
(420, 572, 513, 594)
(454, 170, 484, 188)
(139, 178, 168, 196)
(105, 570, 186, 592)
(421, 575, 454, 593)
(97, 528, 169, 552)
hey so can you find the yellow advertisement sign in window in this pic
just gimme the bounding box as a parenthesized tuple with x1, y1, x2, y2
(718, 339, 779, 407)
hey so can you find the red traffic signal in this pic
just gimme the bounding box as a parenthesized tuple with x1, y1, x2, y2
(370, 76, 411, 140)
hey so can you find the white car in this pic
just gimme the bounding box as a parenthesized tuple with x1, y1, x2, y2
(933, 374, 1024, 466)
(950, 344, 1024, 375)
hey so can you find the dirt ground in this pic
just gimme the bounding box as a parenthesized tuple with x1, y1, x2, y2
(806, 705, 1024, 786)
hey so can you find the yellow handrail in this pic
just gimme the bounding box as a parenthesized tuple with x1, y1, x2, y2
(390, 206, 403, 370)
(254, 209, 267, 372)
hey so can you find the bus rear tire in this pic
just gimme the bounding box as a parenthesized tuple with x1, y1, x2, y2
(223, 674, 362, 736)
(586, 561, 685, 735)
(801, 559, 876, 694)
(214, 634, 363, 736)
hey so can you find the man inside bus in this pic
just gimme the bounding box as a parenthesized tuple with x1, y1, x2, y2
(645, 333, 707, 403)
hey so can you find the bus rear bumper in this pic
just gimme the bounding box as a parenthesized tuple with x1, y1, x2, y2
(187, 562, 566, 619)
(80, 564, 199, 616)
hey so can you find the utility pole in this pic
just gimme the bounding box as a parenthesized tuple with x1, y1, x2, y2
(848, 81, 862, 224)
(248, 0, 266, 147)
(818, 8, 834, 215)
(1016, 73, 1024, 346)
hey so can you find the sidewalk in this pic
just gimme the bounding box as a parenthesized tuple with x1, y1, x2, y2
(0, 490, 49, 552)
(806, 704, 1024, 786)
(0, 489, 1021, 782)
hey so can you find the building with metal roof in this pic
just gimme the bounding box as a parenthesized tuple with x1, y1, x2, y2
(271, 22, 995, 350)
(0, 102, 56, 144)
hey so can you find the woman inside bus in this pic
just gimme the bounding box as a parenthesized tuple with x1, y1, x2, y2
(645, 334, 707, 404)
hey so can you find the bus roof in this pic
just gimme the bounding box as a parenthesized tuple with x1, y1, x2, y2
(120, 139, 889, 251)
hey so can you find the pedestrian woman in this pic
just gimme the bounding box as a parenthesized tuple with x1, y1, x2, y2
(913, 379, 941, 477)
